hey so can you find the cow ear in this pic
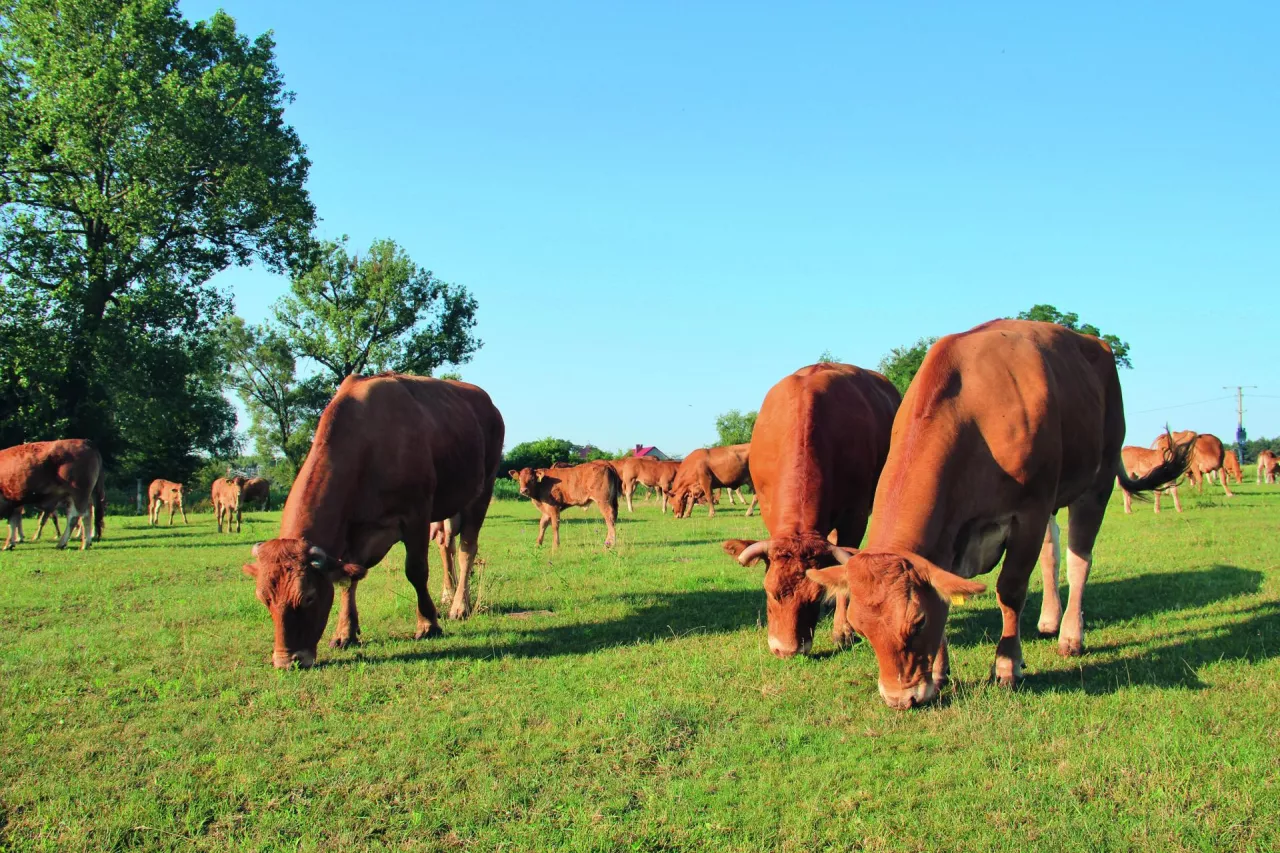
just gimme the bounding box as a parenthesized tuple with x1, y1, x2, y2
(508, 470, 518, 480)
(332, 561, 368, 587)
(242, 562, 259, 578)
(927, 565, 987, 602)
(806, 565, 849, 592)
(722, 539, 756, 559)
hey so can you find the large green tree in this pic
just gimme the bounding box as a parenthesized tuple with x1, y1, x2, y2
(715, 409, 757, 446)
(0, 0, 314, 470)
(878, 337, 937, 396)
(1016, 304, 1132, 368)
(273, 237, 480, 388)
(221, 316, 327, 470)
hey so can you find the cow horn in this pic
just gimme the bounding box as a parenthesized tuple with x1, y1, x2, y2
(737, 539, 771, 566)
(251, 542, 262, 558)
(828, 545, 857, 565)
(307, 544, 329, 570)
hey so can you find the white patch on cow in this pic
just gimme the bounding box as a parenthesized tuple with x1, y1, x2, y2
(879, 679, 935, 709)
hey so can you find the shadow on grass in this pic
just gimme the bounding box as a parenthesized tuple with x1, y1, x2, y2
(324, 587, 763, 667)
(944, 564, 1275, 695)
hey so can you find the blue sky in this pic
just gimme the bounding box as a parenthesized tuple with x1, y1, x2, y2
(183, 1, 1279, 456)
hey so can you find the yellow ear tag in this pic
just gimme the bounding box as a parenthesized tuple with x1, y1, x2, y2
(950, 594, 968, 606)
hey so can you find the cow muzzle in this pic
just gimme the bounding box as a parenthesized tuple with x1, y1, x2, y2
(878, 678, 937, 710)
(768, 635, 813, 659)
(273, 649, 316, 669)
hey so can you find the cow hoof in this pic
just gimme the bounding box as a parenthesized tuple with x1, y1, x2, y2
(1058, 638, 1084, 657)
(329, 636, 360, 649)
(414, 625, 444, 640)
(447, 603, 471, 621)
(1037, 626, 1060, 639)
(831, 629, 859, 650)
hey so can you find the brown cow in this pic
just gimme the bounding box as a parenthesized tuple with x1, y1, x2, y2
(212, 475, 246, 533)
(1153, 431, 1233, 498)
(1257, 450, 1278, 484)
(243, 374, 505, 669)
(241, 477, 271, 511)
(722, 363, 901, 658)
(1219, 449, 1243, 485)
(8, 499, 72, 544)
(614, 456, 680, 513)
(1118, 444, 1190, 514)
(668, 444, 756, 518)
(805, 320, 1191, 709)
(148, 479, 189, 526)
(510, 461, 620, 547)
(0, 439, 105, 551)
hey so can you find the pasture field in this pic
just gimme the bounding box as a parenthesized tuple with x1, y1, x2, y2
(2, 485, 1279, 852)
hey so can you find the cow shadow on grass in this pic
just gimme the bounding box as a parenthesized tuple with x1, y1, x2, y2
(944, 564, 1277, 695)
(326, 587, 763, 667)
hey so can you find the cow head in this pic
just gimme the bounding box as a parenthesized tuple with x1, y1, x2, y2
(242, 538, 367, 669)
(509, 468, 541, 498)
(807, 550, 986, 709)
(723, 536, 853, 658)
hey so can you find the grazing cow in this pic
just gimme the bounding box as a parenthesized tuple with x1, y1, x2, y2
(241, 477, 271, 511)
(614, 456, 680, 513)
(243, 374, 505, 669)
(805, 320, 1192, 709)
(510, 461, 620, 547)
(722, 363, 901, 658)
(148, 479, 189, 526)
(1219, 450, 1243, 486)
(1153, 431, 1233, 498)
(212, 476, 246, 533)
(1257, 450, 1278, 484)
(1118, 444, 1191, 514)
(650, 459, 680, 513)
(668, 444, 756, 518)
(0, 439, 105, 551)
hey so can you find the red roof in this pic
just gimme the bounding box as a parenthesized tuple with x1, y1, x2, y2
(633, 446, 656, 457)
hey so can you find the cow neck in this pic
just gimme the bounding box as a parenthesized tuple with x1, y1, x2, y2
(279, 442, 354, 558)
(864, 430, 952, 566)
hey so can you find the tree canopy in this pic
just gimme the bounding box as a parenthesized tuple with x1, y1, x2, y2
(715, 409, 757, 446)
(877, 337, 937, 396)
(1016, 304, 1132, 368)
(502, 438, 611, 472)
(273, 237, 480, 387)
(0, 0, 314, 478)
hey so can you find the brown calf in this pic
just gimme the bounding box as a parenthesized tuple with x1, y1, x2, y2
(243, 374, 505, 668)
(510, 461, 620, 547)
(614, 456, 680, 513)
(241, 477, 271, 511)
(1153, 431, 1232, 498)
(668, 444, 756, 518)
(148, 479, 189, 526)
(212, 475, 246, 533)
(0, 439, 105, 551)
(1257, 450, 1278, 484)
(1118, 444, 1191, 514)
(722, 363, 900, 658)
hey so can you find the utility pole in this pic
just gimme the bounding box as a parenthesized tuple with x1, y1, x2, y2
(1223, 386, 1256, 462)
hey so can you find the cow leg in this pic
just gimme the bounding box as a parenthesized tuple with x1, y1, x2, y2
(327, 580, 362, 648)
(437, 530, 458, 612)
(745, 492, 757, 518)
(624, 480, 635, 513)
(551, 507, 562, 548)
(992, 513, 1050, 687)
(1120, 481, 1133, 514)
(56, 503, 84, 551)
(179, 498, 188, 524)
(702, 477, 716, 518)
(600, 490, 618, 549)
(535, 511, 550, 546)
(1058, 497, 1107, 657)
(168, 500, 176, 526)
(79, 502, 94, 550)
(34, 510, 53, 541)
(1036, 517, 1063, 636)
(148, 498, 157, 526)
(448, 528, 480, 621)
(660, 489, 668, 515)
(402, 521, 443, 640)
(3, 514, 19, 550)
(235, 502, 242, 533)
(1171, 483, 1182, 513)
(1153, 486, 1161, 514)
(1218, 468, 1234, 498)
(831, 512, 869, 649)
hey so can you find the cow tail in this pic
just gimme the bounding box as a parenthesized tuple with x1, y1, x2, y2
(607, 467, 621, 516)
(94, 469, 106, 539)
(1118, 429, 1195, 496)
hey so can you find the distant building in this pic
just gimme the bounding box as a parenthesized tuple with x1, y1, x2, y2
(632, 444, 670, 460)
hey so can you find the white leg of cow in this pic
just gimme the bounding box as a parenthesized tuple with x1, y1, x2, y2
(79, 503, 94, 550)
(437, 530, 457, 610)
(449, 533, 479, 621)
(624, 482, 634, 513)
(1036, 516, 1062, 636)
(4, 514, 20, 549)
(1171, 483, 1182, 513)
(56, 505, 80, 550)
(178, 498, 188, 525)
(1058, 500, 1105, 657)
(535, 512, 550, 547)
(1219, 468, 1234, 498)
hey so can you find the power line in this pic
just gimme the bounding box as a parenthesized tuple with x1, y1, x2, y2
(1131, 395, 1234, 415)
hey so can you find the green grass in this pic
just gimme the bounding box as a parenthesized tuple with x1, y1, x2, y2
(2, 484, 1279, 852)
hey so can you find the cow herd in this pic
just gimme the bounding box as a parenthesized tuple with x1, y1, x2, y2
(1, 318, 1274, 709)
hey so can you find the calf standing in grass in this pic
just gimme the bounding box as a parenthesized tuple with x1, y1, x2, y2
(243, 374, 505, 668)
(0, 439, 105, 551)
(148, 479, 189, 525)
(510, 461, 620, 548)
(240, 477, 271, 511)
(668, 444, 755, 518)
(212, 476, 245, 533)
